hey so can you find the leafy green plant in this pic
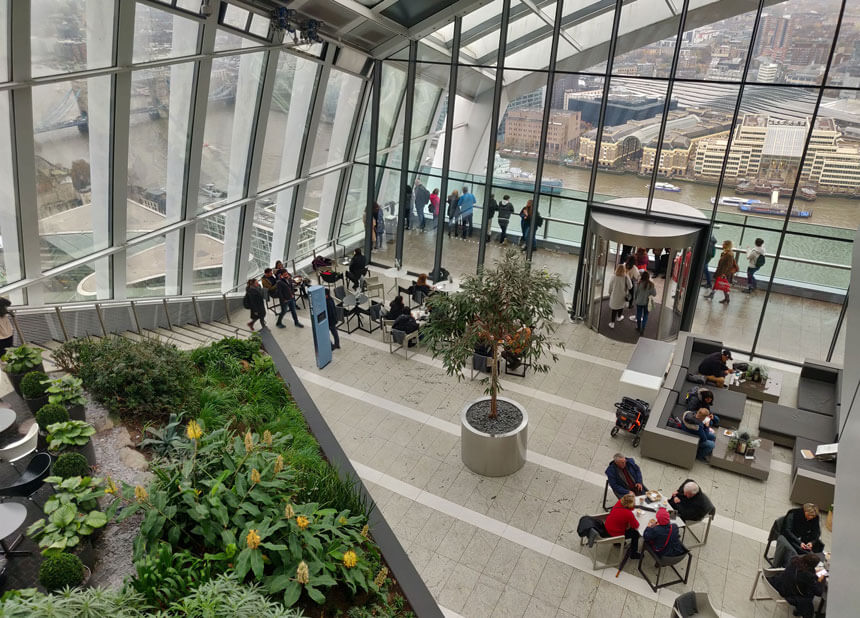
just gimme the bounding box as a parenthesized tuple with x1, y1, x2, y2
(35, 402, 70, 431)
(26, 476, 109, 553)
(45, 375, 87, 407)
(140, 413, 188, 458)
(52, 452, 91, 479)
(164, 574, 306, 617)
(51, 336, 198, 422)
(0, 587, 147, 617)
(1, 344, 42, 374)
(20, 370, 49, 399)
(190, 334, 262, 368)
(422, 249, 565, 418)
(38, 551, 85, 591)
(46, 420, 96, 452)
(127, 543, 214, 610)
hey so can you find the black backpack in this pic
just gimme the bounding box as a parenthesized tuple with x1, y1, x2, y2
(242, 293, 251, 309)
(755, 253, 765, 268)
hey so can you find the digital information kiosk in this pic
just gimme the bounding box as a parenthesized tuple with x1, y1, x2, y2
(307, 285, 332, 369)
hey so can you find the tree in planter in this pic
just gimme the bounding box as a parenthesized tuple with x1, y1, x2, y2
(52, 452, 92, 479)
(38, 551, 85, 591)
(421, 249, 565, 419)
(36, 402, 70, 431)
(20, 370, 49, 400)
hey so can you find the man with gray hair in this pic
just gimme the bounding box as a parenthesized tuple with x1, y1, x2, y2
(671, 478, 710, 522)
(605, 453, 647, 499)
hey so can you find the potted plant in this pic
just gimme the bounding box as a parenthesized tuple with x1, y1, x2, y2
(38, 551, 87, 591)
(421, 249, 564, 476)
(45, 375, 87, 421)
(1, 344, 44, 395)
(52, 452, 92, 479)
(46, 420, 97, 465)
(744, 363, 769, 383)
(20, 370, 50, 413)
(35, 402, 70, 451)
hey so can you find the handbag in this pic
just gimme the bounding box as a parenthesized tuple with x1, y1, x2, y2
(713, 275, 731, 292)
(647, 296, 654, 312)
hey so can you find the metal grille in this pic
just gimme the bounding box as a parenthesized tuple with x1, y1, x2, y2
(133, 302, 170, 332)
(195, 297, 224, 323)
(12, 311, 64, 346)
(101, 304, 137, 335)
(58, 307, 105, 340)
(165, 299, 196, 328)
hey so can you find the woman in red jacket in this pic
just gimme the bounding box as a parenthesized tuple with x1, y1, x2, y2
(605, 493, 641, 558)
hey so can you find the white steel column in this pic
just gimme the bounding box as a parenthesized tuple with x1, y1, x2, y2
(179, 0, 221, 293)
(8, 1, 40, 306)
(108, 0, 136, 300)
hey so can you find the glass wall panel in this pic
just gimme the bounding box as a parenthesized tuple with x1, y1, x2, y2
(827, 4, 860, 87)
(747, 0, 841, 87)
(555, 1, 616, 74)
(31, 0, 115, 78)
(126, 231, 182, 299)
(257, 51, 319, 191)
(612, 0, 679, 79)
(550, 73, 604, 199)
(0, 0, 8, 82)
(191, 218, 227, 294)
(127, 63, 195, 239)
(132, 3, 199, 64)
(378, 63, 407, 152)
(297, 170, 343, 257)
(197, 52, 265, 213)
(42, 256, 111, 304)
(33, 76, 112, 271)
(504, 1, 557, 71)
(592, 78, 669, 202)
(310, 69, 363, 172)
(0, 92, 20, 285)
(494, 69, 546, 198)
(337, 164, 368, 246)
(446, 67, 493, 178)
(458, 0, 504, 66)
(675, 5, 757, 82)
(371, 167, 402, 267)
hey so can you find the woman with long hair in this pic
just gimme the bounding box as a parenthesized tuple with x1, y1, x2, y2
(607, 264, 631, 329)
(624, 255, 640, 318)
(633, 271, 657, 335)
(766, 553, 826, 618)
(705, 240, 738, 303)
(446, 190, 460, 238)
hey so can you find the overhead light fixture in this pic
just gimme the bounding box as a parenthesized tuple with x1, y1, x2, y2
(271, 7, 325, 45)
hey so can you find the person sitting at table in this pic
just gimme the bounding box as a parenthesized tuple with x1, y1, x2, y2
(671, 480, 710, 522)
(782, 504, 825, 555)
(412, 273, 433, 298)
(385, 295, 409, 321)
(683, 387, 720, 428)
(698, 348, 733, 387)
(392, 313, 420, 346)
(681, 408, 716, 461)
(766, 553, 826, 618)
(605, 493, 641, 559)
(643, 507, 685, 558)
(605, 453, 647, 499)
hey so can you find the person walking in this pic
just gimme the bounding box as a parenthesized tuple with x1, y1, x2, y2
(274, 271, 304, 329)
(633, 270, 657, 335)
(375, 202, 385, 249)
(446, 189, 460, 238)
(413, 180, 430, 231)
(458, 186, 476, 238)
(607, 264, 632, 329)
(244, 278, 267, 331)
(496, 195, 514, 244)
(519, 200, 538, 251)
(485, 194, 498, 242)
(324, 288, 340, 350)
(428, 188, 440, 229)
(0, 298, 13, 358)
(704, 240, 738, 303)
(402, 183, 413, 230)
(624, 255, 640, 320)
(743, 238, 766, 293)
(703, 233, 717, 288)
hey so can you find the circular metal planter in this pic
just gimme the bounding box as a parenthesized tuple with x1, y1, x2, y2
(460, 396, 528, 477)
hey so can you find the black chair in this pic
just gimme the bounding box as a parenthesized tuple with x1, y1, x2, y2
(602, 479, 613, 511)
(337, 303, 361, 334)
(398, 285, 413, 308)
(637, 543, 692, 592)
(764, 515, 787, 566)
(333, 285, 347, 304)
(680, 493, 716, 548)
(357, 302, 383, 334)
(0, 453, 53, 501)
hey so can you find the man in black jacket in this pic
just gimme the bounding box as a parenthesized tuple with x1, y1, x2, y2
(671, 480, 710, 522)
(485, 194, 498, 242)
(325, 288, 340, 350)
(698, 348, 733, 387)
(413, 181, 430, 231)
(245, 278, 267, 331)
(496, 196, 514, 244)
(273, 272, 304, 329)
(346, 248, 366, 291)
(782, 504, 824, 554)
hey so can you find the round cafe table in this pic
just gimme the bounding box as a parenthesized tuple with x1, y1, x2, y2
(0, 502, 29, 556)
(0, 407, 16, 437)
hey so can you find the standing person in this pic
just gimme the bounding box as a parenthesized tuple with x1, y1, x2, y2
(245, 278, 267, 331)
(635, 247, 649, 271)
(743, 237, 766, 293)
(446, 189, 460, 238)
(274, 272, 304, 329)
(324, 288, 340, 350)
(0, 298, 13, 358)
(607, 264, 632, 329)
(496, 195, 514, 244)
(624, 255, 640, 320)
(519, 200, 537, 251)
(703, 233, 717, 288)
(346, 248, 366, 291)
(428, 188, 440, 229)
(485, 194, 498, 242)
(704, 240, 738, 303)
(766, 554, 826, 618)
(413, 180, 430, 231)
(633, 270, 657, 335)
(458, 186, 476, 238)
(260, 268, 277, 293)
(605, 493, 642, 559)
(375, 202, 385, 250)
(402, 183, 413, 230)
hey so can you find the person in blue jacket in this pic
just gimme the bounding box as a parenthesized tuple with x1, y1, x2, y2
(605, 453, 647, 499)
(457, 186, 476, 238)
(643, 508, 686, 557)
(681, 408, 716, 460)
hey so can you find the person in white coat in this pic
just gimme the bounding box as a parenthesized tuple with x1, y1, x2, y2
(607, 264, 632, 328)
(743, 238, 766, 293)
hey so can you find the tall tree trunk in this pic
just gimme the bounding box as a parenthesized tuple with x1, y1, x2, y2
(490, 343, 499, 419)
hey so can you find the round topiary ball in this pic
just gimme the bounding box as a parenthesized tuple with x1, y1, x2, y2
(35, 403, 70, 431)
(38, 551, 84, 591)
(52, 452, 91, 479)
(20, 370, 49, 399)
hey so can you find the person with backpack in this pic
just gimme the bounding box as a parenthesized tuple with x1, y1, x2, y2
(446, 189, 460, 238)
(485, 194, 498, 242)
(457, 186, 476, 238)
(496, 195, 514, 244)
(743, 237, 766, 293)
(244, 278, 267, 331)
(413, 180, 430, 231)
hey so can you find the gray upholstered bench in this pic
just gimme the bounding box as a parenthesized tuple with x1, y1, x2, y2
(758, 402, 837, 448)
(797, 360, 841, 417)
(640, 388, 698, 469)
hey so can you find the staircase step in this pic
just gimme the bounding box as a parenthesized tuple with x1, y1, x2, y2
(170, 325, 212, 344)
(182, 323, 236, 341)
(216, 320, 253, 338)
(142, 328, 198, 348)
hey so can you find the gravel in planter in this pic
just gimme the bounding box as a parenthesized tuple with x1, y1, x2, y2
(465, 399, 523, 435)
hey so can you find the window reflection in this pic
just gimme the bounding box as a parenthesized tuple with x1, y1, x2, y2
(31, 0, 114, 78)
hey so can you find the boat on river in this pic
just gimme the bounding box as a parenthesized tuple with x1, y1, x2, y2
(709, 196, 812, 218)
(647, 182, 681, 192)
(493, 154, 563, 195)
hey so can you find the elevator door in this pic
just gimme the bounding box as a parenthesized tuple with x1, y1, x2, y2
(584, 233, 610, 332)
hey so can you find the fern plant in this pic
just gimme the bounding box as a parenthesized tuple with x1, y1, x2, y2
(127, 543, 214, 610)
